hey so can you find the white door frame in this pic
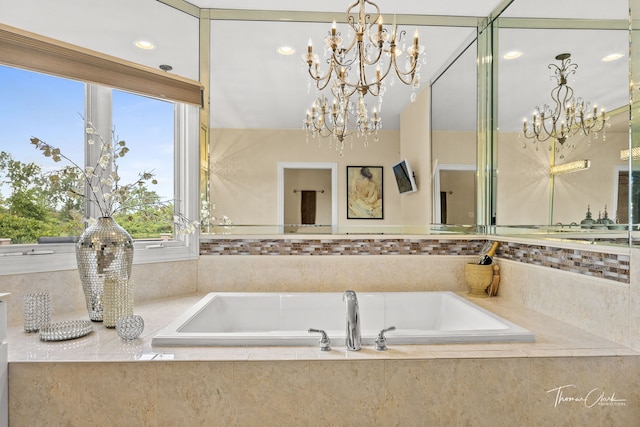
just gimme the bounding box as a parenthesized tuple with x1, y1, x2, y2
(432, 163, 476, 224)
(277, 162, 338, 232)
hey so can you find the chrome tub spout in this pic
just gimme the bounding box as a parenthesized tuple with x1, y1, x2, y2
(343, 290, 361, 351)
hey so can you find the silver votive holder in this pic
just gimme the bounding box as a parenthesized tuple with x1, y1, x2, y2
(116, 315, 144, 340)
(39, 320, 93, 342)
(24, 292, 52, 332)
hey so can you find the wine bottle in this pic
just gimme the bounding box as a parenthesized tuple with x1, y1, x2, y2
(477, 241, 499, 265)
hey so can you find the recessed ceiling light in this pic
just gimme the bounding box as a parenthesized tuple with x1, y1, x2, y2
(135, 40, 155, 50)
(277, 46, 295, 55)
(503, 51, 522, 60)
(602, 53, 624, 62)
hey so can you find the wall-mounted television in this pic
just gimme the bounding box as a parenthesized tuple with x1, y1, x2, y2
(392, 159, 418, 194)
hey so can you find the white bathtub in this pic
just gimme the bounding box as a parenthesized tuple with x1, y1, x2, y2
(152, 291, 535, 347)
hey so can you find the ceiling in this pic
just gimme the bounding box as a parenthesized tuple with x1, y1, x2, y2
(0, 0, 631, 132)
(184, 0, 506, 16)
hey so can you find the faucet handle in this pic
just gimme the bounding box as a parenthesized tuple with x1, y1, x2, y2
(308, 328, 331, 351)
(375, 326, 396, 351)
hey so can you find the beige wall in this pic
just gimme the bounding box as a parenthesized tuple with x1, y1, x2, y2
(210, 128, 409, 226)
(399, 86, 432, 225)
(552, 129, 628, 224)
(496, 131, 551, 224)
(431, 130, 476, 224)
(210, 85, 434, 229)
(431, 130, 476, 165)
(497, 129, 628, 225)
(432, 124, 628, 226)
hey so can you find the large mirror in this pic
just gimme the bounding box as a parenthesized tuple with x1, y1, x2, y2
(204, 0, 635, 245)
(208, 12, 477, 234)
(431, 39, 477, 225)
(493, 0, 631, 243)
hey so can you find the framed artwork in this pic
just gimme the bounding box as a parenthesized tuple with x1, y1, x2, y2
(347, 166, 383, 219)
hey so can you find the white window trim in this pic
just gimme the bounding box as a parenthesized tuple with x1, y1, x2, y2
(0, 87, 200, 276)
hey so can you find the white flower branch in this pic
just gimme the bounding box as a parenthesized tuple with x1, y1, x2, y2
(30, 121, 199, 234)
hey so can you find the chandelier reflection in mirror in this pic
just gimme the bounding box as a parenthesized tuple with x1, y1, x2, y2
(522, 53, 607, 159)
(302, 0, 424, 156)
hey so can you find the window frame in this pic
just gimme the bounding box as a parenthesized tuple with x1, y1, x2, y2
(0, 24, 202, 275)
(0, 83, 200, 276)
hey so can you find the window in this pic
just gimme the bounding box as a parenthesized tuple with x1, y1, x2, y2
(112, 89, 174, 207)
(0, 66, 85, 243)
(0, 66, 200, 274)
(111, 89, 176, 239)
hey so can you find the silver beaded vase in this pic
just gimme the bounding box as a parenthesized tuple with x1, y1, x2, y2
(76, 217, 133, 322)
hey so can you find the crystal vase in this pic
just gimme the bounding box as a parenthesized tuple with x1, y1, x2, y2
(76, 217, 133, 321)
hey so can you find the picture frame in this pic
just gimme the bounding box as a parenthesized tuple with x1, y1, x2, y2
(346, 166, 383, 219)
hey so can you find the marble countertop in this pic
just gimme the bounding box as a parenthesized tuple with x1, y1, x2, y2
(7, 293, 638, 363)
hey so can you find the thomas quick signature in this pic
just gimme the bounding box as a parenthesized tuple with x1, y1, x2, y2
(547, 385, 627, 408)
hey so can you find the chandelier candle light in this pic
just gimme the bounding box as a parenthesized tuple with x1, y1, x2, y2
(522, 53, 607, 158)
(303, 0, 424, 155)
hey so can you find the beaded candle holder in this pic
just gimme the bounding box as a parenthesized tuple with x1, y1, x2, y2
(39, 320, 93, 341)
(116, 315, 144, 340)
(103, 276, 134, 328)
(24, 292, 52, 332)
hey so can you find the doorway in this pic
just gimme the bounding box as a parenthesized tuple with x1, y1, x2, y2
(277, 162, 338, 233)
(433, 164, 476, 224)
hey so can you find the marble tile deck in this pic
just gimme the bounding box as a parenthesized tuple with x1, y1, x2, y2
(7, 292, 637, 363)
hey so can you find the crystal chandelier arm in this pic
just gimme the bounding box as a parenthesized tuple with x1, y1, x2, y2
(361, 36, 384, 67)
(305, 99, 335, 139)
(359, 13, 386, 67)
(390, 34, 420, 85)
(343, 36, 392, 97)
(306, 50, 337, 92)
(365, 12, 384, 47)
(536, 117, 556, 143)
(330, 31, 379, 95)
(550, 55, 578, 141)
(523, 107, 554, 143)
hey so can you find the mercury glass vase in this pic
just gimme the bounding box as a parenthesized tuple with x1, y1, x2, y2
(76, 217, 133, 322)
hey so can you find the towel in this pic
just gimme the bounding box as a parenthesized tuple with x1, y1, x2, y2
(300, 191, 316, 224)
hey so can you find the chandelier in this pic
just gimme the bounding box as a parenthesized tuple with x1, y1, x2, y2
(522, 53, 607, 159)
(303, 0, 424, 155)
(303, 93, 381, 152)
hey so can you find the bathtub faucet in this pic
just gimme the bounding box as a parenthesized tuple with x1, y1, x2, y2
(343, 290, 361, 351)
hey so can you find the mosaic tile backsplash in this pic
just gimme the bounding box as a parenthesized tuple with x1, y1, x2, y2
(200, 238, 630, 284)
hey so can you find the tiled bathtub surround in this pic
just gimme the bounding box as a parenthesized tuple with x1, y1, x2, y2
(499, 241, 630, 283)
(199, 238, 486, 256)
(7, 294, 640, 425)
(200, 237, 631, 284)
(4, 239, 639, 425)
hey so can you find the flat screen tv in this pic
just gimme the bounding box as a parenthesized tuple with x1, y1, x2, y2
(392, 159, 417, 194)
